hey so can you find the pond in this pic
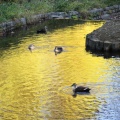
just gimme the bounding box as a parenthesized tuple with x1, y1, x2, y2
(0, 20, 120, 120)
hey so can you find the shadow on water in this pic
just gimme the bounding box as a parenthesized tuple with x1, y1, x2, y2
(72, 92, 91, 98)
(0, 19, 85, 58)
(0, 19, 85, 50)
(86, 47, 120, 59)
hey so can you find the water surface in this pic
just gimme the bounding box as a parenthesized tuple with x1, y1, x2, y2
(0, 20, 120, 120)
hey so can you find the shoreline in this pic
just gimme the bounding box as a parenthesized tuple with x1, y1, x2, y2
(0, 4, 120, 54)
(86, 20, 120, 52)
(0, 4, 120, 36)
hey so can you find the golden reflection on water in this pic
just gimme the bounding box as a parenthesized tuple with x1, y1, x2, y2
(0, 21, 117, 120)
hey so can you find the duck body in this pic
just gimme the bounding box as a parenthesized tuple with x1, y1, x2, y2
(28, 44, 35, 52)
(54, 46, 63, 55)
(37, 26, 47, 34)
(71, 83, 91, 93)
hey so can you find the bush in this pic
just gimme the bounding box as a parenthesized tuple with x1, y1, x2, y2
(53, 0, 69, 12)
(0, 0, 120, 23)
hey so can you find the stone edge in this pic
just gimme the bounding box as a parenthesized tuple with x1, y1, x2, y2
(86, 33, 120, 52)
(0, 4, 120, 36)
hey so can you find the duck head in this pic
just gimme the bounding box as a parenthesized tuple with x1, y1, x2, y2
(71, 83, 77, 87)
(71, 83, 77, 92)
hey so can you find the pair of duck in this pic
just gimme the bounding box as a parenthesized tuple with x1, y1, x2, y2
(28, 26, 47, 52)
(28, 45, 63, 54)
(36, 26, 63, 54)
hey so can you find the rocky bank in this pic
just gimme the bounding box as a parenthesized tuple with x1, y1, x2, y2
(86, 19, 120, 52)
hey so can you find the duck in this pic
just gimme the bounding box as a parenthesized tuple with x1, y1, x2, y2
(28, 44, 35, 52)
(54, 46, 63, 55)
(71, 83, 91, 93)
(37, 26, 47, 34)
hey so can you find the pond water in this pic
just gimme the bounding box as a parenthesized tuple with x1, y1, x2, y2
(0, 20, 120, 120)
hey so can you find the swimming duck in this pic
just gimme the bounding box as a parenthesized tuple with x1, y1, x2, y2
(71, 83, 91, 93)
(54, 46, 63, 55)
(28, 44, 35, 52)
(37, 26, 47, 34)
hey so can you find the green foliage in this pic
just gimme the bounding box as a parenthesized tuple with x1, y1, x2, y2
(0, 2, 23, 20)
(0, 0, 120, 23)
(53, 0, 69, 12)
(66, 1, 82, 11)
(104, 0, 120, 6)
(0, 0, 54, 22)
(1, 0, 18, 2)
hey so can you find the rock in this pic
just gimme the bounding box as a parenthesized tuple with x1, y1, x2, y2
(101, 14, 110, 20)
(89, 8, 99, 13)
(105, 7, 111, 11)
(112, 42, 120, 51)
(113, 5, 119, 9)
(68, 11, 79, 15)
(51, 15, 64, 19)
(104, 41, 112, 51)
(20, 18, 26, 25)
(50, 12, 67, 19)
(86, 20, 120, 53)
(96, 40, 104, 51)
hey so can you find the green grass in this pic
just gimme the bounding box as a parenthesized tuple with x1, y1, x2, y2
(0, 1, 54, 22)
(0, 0, 120, 23)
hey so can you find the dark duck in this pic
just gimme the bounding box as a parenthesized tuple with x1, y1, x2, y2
(71, 83, 91, 93)
(37, 26, 47, 34)
(54, 46, 63, 55)
(28, 44, 35, 52)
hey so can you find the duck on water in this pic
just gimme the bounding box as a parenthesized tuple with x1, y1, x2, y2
(54, 46, 63, 55)
(71, 83, 91, 93)
(37, 26, 47, 34)
(28, 44, 35, 52)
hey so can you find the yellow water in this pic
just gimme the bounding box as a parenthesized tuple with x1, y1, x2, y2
(0, 20, 120, 120)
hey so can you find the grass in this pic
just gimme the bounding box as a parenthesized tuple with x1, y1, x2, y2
(0, 0, 120, 23)
(0, 1, 54, 23)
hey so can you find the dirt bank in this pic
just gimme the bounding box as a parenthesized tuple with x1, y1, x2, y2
(90, 20, 120, 42)
(86, 20, 120, 53)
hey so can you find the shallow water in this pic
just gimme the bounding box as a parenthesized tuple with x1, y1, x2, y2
(0, 20, 120, 120)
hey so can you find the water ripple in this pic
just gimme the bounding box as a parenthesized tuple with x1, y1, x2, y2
(0, 20, 120, 120)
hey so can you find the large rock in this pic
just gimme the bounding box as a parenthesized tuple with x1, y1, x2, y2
(86, 20, 120, 52)
(101, 14, 110, 20)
